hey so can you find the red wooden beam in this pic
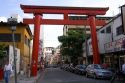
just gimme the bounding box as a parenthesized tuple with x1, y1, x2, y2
(23, 18, 106, 26)
(22, 9, 108, 15)
(20, 5, 109, 15)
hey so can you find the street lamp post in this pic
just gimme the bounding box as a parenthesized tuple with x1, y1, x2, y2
(7, 17, 18, 83)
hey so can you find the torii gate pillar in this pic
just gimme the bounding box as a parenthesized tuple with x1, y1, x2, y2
(31, 15, 41, 76)
(88, 16, 100, 64)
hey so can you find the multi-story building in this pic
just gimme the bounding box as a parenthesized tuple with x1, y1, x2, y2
(43, 47, 54, 64)
(38, 39, 44, 62)
(0, 21, 32, 72)
(50, 45, 61, 64)
(87, 13, 125, 69)
(85, 4, 125, 70)
(63, 16, 112, 36)
(63, 16, 113, 64)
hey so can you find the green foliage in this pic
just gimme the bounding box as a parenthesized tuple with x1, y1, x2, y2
(58, 30, 85, 64)
(0, 44, 6, 59)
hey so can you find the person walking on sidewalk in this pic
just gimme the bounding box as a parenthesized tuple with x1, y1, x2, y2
(4, 61, 13, 83)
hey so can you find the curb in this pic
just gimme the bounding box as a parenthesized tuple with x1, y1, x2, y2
(0, 70, 44, 83)
(35, 70, 45, 83)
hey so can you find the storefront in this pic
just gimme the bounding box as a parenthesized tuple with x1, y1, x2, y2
(103, 51, 125, 71)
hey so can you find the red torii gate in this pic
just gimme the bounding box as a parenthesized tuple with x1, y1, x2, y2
(20, 4, 109, 76)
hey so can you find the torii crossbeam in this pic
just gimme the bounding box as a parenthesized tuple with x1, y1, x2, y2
(21, 4, 109, 76)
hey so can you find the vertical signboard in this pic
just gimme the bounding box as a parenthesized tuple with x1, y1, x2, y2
(121, 5, 125, 33)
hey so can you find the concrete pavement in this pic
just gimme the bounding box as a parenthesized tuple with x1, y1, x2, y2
(38, 68, 125, 83)
(0, 70, 43, 83)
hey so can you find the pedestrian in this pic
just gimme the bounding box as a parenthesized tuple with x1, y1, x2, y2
(41, 63, 45, 71)
(122, 61, 125, 75)
(4, 61, 12, 83)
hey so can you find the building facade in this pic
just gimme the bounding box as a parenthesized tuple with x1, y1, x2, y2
(63, 16, 112, 64)
(84, 7, 125, 70)
(63, 16, 112, 36)
(43, 47, 54, 65)
(0, 22, 32, 72)
(50, 45, 61, 64)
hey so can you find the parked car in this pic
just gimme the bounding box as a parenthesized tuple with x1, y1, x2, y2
(60, 64, 69, 71)
(86, 64, 113, 79)
(74, 65, 87, 75)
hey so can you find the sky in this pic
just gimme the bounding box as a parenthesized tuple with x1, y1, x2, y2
(0, 0, 125, 47)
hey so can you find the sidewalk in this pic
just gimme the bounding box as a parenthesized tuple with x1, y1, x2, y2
(0, 70, 42, 83)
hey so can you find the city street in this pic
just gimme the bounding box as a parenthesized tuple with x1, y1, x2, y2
(38, 68, 124, 83)
(1, 1, 125, 83)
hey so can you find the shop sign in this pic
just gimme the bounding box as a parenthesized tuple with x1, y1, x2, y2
(104, 37, 125, 53)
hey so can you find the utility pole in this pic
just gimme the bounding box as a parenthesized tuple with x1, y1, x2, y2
(7, 17, 18, 83)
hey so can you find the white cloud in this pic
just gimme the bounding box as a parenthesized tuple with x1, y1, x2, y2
(0, 17, 7, 22)
(43, 14, 63, 19)
(68, 0, 106, 7)
(23, 14, 33, 18)
(43, 41, 61, 47)
(105, 0, 125, 16)
(43, 25, 63, 47)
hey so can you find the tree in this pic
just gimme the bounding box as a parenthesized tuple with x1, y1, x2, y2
(0, 44, 6, 68)
(58, 30, 85, 65)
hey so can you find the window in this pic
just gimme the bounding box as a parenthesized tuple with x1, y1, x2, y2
(116, 25, 123, 36)
(101, 30, 105, 33)
(0, 34, 21, 42)
(24, 35, 30, 46)
(106, 26, 111, 33)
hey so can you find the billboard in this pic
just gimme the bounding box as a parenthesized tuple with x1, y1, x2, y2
(121, 5, 125, 33)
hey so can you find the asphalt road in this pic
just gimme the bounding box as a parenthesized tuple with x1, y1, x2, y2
(37, 68, 124, 83)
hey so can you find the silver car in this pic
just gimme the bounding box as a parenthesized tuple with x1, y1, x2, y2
(86, 64, 113, 79)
